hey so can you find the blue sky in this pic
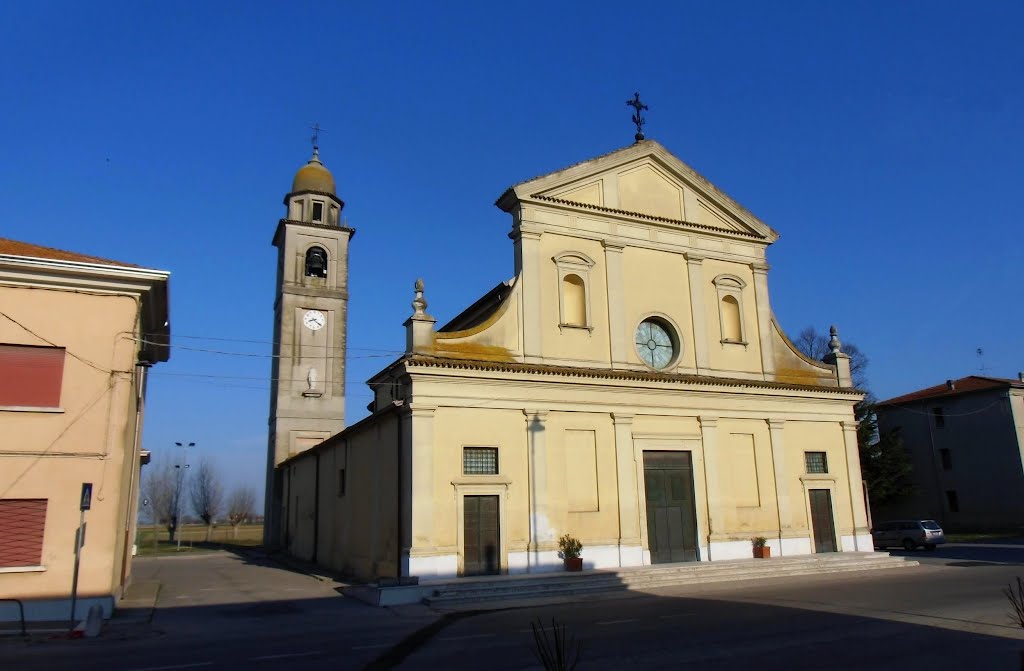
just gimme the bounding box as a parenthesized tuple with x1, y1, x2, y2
(3, 2, 1022, 506)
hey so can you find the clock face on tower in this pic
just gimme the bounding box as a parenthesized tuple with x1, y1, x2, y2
(303, 310, 326, 331)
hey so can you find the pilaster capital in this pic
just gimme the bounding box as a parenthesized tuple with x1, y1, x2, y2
(750, 261, 771, 274)
(602, 240, 625, 253)
(767, 418, 786, 431)
(698, 415, 718, 429)
(403, 403, 437, 418)
(524, 409, 549, 423)
(685, 252, 706, 264)
(841, 420, 860, 432)
(611, 412, 635, 426)
(515, 228, 543, 242)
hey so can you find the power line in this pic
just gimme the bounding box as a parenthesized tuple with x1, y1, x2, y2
(172, 332, 403, 353)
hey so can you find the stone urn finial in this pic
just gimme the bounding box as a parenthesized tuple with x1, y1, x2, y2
(412, 278, 427, 316)
(828, 325, 842, 354)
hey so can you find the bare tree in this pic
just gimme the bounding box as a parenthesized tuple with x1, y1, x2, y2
(189, 457, 224, 542)
(142, 460, 179, 541)
(795, 326, 870, 392)
(226, 486, 257, 539)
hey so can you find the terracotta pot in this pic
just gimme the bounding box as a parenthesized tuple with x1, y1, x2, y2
(565, 557, 583, 572)
(753, 546, 771, 559)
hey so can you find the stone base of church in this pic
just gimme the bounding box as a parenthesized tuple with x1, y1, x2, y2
(841, 533, 875, 552)
(403, 552, 458, 579)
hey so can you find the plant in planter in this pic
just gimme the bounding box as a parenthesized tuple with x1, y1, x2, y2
(751, 536, 770, 559)
(558, 534, 583, 572)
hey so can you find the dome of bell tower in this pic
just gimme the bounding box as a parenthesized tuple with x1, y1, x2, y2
(291, 147, 336, 195)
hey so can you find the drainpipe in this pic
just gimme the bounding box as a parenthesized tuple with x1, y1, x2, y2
(121, 361, 150, 588)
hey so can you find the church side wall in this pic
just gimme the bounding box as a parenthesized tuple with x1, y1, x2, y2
(280, 410, 401, 581)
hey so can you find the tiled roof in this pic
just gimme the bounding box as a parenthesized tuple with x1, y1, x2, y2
(877, 375, 1024, 406)
(0, 237, 140, 268)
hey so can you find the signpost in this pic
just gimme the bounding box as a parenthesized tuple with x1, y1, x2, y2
(69, 482, 92, 627)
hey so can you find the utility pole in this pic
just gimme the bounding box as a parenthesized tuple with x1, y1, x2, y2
(174, 441, 194, 550)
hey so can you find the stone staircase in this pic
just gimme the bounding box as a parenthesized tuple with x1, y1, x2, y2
(423, 552, 917, 609)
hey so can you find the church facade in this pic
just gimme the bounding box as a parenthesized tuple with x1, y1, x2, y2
(268, 138, 869, 580)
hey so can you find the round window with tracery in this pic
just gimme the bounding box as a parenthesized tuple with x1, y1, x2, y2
(634, 319, 677, 370)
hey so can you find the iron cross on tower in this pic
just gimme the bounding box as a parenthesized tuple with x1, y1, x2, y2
(626, 92, 649, 142)
(310, 122, 324, 151)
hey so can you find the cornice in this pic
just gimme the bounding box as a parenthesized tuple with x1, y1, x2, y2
(527, 194, 765, 240)
(400, 354, 859, 397)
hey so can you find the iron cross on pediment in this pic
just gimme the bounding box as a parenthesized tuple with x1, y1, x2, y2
(626, 92, 649, 142)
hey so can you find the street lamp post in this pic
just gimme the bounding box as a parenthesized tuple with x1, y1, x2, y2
(174, 441, 194, 550)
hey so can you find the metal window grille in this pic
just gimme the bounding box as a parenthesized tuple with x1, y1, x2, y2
(805, 451, 828, 474)
(463, 447, 498, 475)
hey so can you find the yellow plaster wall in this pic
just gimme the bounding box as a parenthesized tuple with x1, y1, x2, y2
(622, 247, 696, 370)
(431, 408, 530, 551)
(538, 234, 610, 364)
(434, 283, 522, 360)
(545, 412, 618, 543)
(700, 259, 763, 375)
(320, 415, 400, 579)
(715, 419, 777, 536)
(784, 421, 853, 536)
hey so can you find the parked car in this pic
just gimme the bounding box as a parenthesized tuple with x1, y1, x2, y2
(871, 520, 945, 551)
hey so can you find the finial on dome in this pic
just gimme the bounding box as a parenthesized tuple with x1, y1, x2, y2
(828, 325, 842, 354)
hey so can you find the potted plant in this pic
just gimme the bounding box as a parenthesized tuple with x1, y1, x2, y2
(558, 534, 583, 572)
(752, 536, 770, 559)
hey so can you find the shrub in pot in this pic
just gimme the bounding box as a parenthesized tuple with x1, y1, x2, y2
(558, 534, 583, 571)
(752, 536, 770, 559)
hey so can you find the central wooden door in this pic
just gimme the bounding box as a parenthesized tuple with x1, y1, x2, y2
(643, 451, 699, 563)
(809, 489, 837, 553)
(463, 495, 500, 575)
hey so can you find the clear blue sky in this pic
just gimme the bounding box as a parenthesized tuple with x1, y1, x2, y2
(3, 2, 1022, 507)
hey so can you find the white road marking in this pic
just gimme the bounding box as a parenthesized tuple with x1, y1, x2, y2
(440, 633, 495, 641)
(250, 651, 322, 661)
(127, 663, 213, 671)
(597, 618, 637, 625)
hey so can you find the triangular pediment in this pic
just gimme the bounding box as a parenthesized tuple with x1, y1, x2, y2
(497, 140, 777, 242)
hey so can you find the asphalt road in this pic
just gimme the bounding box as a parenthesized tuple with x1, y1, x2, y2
(3, 543, 1024, 671)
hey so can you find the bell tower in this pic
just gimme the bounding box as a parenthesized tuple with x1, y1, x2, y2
(265, 143, 354, 543)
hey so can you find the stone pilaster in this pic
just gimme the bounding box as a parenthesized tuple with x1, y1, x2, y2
(767, 419, 790, 552)
(603, 241, 627, 368)
(525, 409, 551, 567)
(751, 262, 775, 378)
(699, 416, 721, 555)
(402, 404, 436, 572)
(686, 253, 709, 373)
(842, 419, 871, 549)
(517, 229, 543, 364)
(612, 413, 640, 553)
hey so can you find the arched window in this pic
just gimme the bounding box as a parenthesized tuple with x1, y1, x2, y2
(721, 295, 742, 341)
(553, 252, 595, 330)
(562, 274, 586, 326)
(713, 273, 748, 344)
(305, 246, 328, 278)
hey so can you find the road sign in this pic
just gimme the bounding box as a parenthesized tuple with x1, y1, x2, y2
(80, 483, 92, 511)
